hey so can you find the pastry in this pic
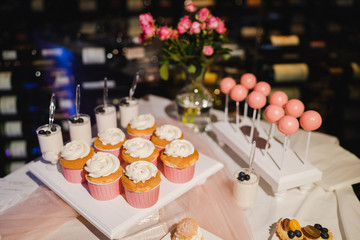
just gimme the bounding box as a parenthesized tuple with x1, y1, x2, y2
(276, 218, 304, 240)
(302, 224, 333, 240)
(94, 127, 126, 160)
(172, 218, 203, 240)
(150, 124, 183, 152)
(85, 152, 123, 201)
(121, 137, 159, 167)
(121, 161, 162, 208)
(126, 113, 156, 139)
(60, 139, 94, 183)
(160, 139, 199, 183)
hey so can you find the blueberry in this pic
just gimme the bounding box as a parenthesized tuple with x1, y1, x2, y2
(320, 232, 329, 239)
(38, 130, 45, 134)
(287, 230, 295, 239)
(98, 107, 105, 113)
(238, 171, 245, 178)
(51, 126, 57, 132)
(77, 117, 84, 123)
(244, 174, 250, 181)
(237, 175, 245, 181)
(70, 118, 77, 123)
(314, 223, 322, 230)
(45, 130, 51, 135)
(294, 230, 302, 237)
(321, 228, 328, 233)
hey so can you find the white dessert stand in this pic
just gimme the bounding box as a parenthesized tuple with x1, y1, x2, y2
(212, 117, 322, 197)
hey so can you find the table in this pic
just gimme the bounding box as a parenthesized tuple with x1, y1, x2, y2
(1, 95, 359, 239)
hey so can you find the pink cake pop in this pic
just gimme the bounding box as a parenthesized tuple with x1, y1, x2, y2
(230, 84, 248, 127)
(240, 73, 257, 89)
(254, 81, 271, 96)
(285, 99, 305, 118)
(240, 73, 257, 119)
(264, 105, 285, 154)
(269, 91, 288, 107)
(220, 77, 236, 122)
(278, 115, 299, 168)
(300, 110, 322, 163)
(247, 91, 267, 141)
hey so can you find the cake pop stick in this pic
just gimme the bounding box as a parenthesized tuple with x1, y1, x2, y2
(254, 81, 271, 125)
(230, 84, 248, 127)
(220, 77, 236, 122)
(264, 104, 285, 154)
(285, 99, 305, 118)
(300, 110, 322, 163)
(240, 73, 257, 119)
(277, 115, 299, 169)
(247, 91, 267, 141)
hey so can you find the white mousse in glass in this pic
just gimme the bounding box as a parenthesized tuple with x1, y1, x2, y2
(233, 168, 260, 209)
(119, 97, 139, 129)
(68, 113, 92, 146)
(95, 104, 117, 133)
(36, 123, 64, 164)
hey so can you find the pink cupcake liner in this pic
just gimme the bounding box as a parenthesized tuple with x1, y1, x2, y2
(124, 185, 160, 208)
(62, 166, 86, 183)
(123, 157, 158, 168)
(128, 133, 152, 140)
(87, 177, 122, 201)
(163, 163, 196, 183)
(95, 146, 121, 161)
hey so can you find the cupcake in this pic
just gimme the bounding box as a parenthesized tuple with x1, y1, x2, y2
(160, 139, 199, 183)
(60, 140, 95, 183)
(84, 152, 123, 201)
(126, 113, 156, 139)
(94, 127, 126, 160)
(172, 218, 203, 240)
(150, 124, 183, 152)
(276, 218, 304, 240)
(121, 161, 162, 208)
(121, 138, 159, 167)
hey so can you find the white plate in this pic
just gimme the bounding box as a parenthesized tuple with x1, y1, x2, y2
(28, 153, 223, 239)
(161, 227, 222, 240)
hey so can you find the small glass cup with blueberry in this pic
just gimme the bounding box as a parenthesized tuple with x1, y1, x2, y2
(233, 168, 260, 209)
(67, 113, 92, 146)
(94, 104, 117, 134)
(36, 123, 64, 164)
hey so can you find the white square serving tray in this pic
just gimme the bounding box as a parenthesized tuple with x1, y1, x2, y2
(28, 153, 223, 239)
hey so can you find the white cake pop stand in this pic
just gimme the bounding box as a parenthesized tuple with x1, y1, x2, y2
(212, 118, 322, 198)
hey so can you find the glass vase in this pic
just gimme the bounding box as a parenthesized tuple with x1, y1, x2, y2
(175, 79, 214, 132)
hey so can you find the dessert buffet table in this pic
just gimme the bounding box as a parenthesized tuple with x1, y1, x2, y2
(1, 95, 360, 239)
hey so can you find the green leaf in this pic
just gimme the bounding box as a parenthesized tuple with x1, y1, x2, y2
(187, 64, 196, 74)
(160, 64, 169, 80)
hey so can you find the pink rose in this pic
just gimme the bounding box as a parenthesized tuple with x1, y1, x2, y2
(177, 16, 192, 34)
(216, 20, 227, 34)
(185, 3, 197, 12)
(207, 16, 220, 29)
(171, 29, 179, 39)
(143, 25, 155, 38)
(190, 21, 201, 34)
(139, 13, 153, 27)
(203, 45, 214, 56)
(157, 26, 171, 41)
(197, 8, 211, 22)
(201, 22, 207, 30)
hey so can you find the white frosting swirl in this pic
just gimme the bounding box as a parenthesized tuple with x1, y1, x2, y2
(85, 152, 120, 178)
(42, 151, 60, 164)
(98, 127, 125, 145)
(123, 138, 155, 158)
(129, 113, 155, 130)
(61, 140, 90, 160)
(155, 124, 182, 141)
(174, 226, 202, 240)
(125, 161, 158, 184)
(164, 139, 194, 158)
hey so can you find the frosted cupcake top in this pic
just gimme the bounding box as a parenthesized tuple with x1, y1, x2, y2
(98, 128, 125, 145)
(125, 161, 158, 184)
(85, 152, 120, 178)
(155, 124, 182, 141)
(164, 139, 194, 158)
(123, 138, 155, 158)
(129, 114, 155, 130)
(61, 139, 90, 160)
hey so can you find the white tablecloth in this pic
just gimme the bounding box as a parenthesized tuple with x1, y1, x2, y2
(1, 95, 359, 239)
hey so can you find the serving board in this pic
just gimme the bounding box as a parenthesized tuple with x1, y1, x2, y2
(28, 153, 223, 239)
(212, 118, 322, 196)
